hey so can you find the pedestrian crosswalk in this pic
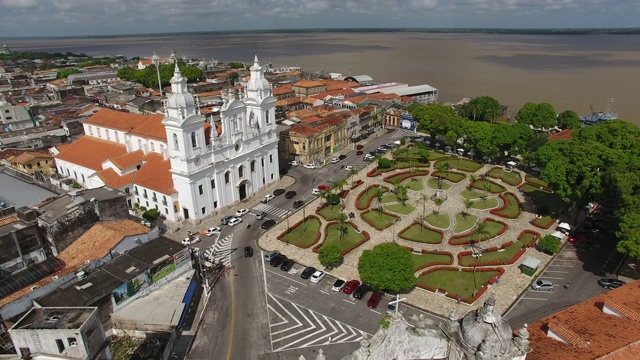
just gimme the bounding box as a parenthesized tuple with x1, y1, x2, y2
(390, 129, 416, 139)
(253, 203, 290, 218)
(211, 234, 233, 266)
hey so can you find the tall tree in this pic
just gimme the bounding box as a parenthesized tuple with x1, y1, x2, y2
(358, 243, 416, 293)
(556, 110, 581, 130)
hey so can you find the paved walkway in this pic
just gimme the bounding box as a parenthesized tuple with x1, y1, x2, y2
(258, 154, 561, 317)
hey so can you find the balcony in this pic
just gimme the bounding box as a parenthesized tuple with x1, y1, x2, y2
(162, 200, 168, 206)
(152, 197, 158, 202)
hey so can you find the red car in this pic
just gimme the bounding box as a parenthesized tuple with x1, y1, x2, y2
(356, 150, 363, 156)
(569, 234, 588, 244)
(343, 280, 360, 295)
(356, 144, 364, 150)
(367, 292, 382, 308)
(318, 184, 330, 191)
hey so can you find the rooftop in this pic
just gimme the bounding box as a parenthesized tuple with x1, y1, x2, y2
(84, 108, 166, 141)
(6, 151, 53, 165)
(11, 307, 96, 331)
(54, 136, 128, 171)
(36, 186, 126, 224)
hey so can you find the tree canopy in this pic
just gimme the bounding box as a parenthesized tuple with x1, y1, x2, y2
(556, 110, 581, 130)
(358, 243, 416, 293)
(56, 68, 82, 79)
(318, 244, 343, 266)
(117, 63, 203, 89)
(516, 102, 557, 129)
(460, 95, 501, 122)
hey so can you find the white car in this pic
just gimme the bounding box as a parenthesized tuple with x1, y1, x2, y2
(311, 188, 320, 195)
(310, 270, 326, 284)
(182, 236, 201, 245)
(332, 279, 346, 292)
(303, 163, 316, 169)
(330, 158, 340, 164)
(206, 227, 221, 236)
(235, 208, 249, 217)
(289, 160, 299, 166)
(228, 217, 243, 227)
(344, 165, 356, 171)
(263, 194, 275, 203)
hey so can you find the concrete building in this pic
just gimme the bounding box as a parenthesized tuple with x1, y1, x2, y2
(6, 151, 55, 177)
(377, 84, 438, 104)
(0, 102, 35, 131)
(291, 80, 326, 97)
(280, 115, 347, 165)
(0, 206, 48, 276)
(9, 307, 111, 360)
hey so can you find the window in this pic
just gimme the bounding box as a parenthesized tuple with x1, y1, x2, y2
(201, 207, 206, 215)
(67, 337, 77, 346)
(106, 130, 110, 140)
(115, 132, 119, 142)
(162, 196, 167, 205)
(261, 159, 264, 167)
(88, 126, 93, 136)
(173, 133, 179, 150)
(225, 171, 230, 184)
(160, 144, 164, 154)
(97, 128, 101, 137)
(81, 174, 85, 183)
(238, 166, 244, 178)
(265, 110, 270, 124)
(73, 171, 77, 179)
(271, 173, 274, 180)
(55, 339, 65, 353)
(211, 179, 215, 189)
(251, 160, 255, 172)
(198, 184, 203, 195)
(191, 132, 197, 148)
(165, 208, 168, 215)
(214, 201, 218, 209)
(269, 154, 273, 163)
(146, 201, 149, 207)
(151, 142, 155, 151)
(138, 139, 142, 150)
(125, 187, 130, 194)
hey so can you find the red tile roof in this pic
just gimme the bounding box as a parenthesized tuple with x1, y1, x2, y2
(84, 108, 167, 141)
(289, 116, 345, 137)
(7, 151, 53, 165)
(311, 88, 356, 99)
(273, 85, 293, 96)
(527, 280, 640, 360)
(109, 149, 144, 170)
(293, 80, 325, 88)
(54, 136, 128, 171)
(134, 153, 176, 195)
(276, 97, 304, 106)
(548, 129, 574, 141)
(321, 79, 361, 91)
(95, 168, 136, 189)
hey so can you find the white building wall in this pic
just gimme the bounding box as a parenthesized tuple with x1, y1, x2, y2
(132, 183, 178, 221)
(56, 159, 97, 187)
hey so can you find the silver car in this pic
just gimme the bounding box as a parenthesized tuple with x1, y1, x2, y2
(531, 279, 554, 291)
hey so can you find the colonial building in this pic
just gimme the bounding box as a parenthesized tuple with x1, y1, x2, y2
(6, 151, 55, 177)
(291, 80, 326, 97)
(53, 56, 278, 223)
(280, 116, 347, 165)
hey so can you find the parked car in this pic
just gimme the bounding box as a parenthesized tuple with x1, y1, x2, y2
(244, 246, 253, 257)
(235, 208, 249, 217)
(289, 160, 299, 166)
(367, 292, 383, 308)
(270, 254, 287, 267)
(353, 284, 371, 300)
(293, 200, 305, 208)
(598, 278, 626, 289)
(356, 151, 363, 156)
(310, 270, 326, 284)
(206, 227, 221, 236)
(375, 148, 386, 154)
(311, 188, 320, 195)
(387, 295, 398, 314)
(228, 217, 243, 227)
(263, 194, 275, 203)
(343, 280, 360, 294)
(332, 279, 346, 292)
(264, 250, 280, 261)
(255, 211, 267, 220)
(261, 219, 277, 230)
(221, 215, 236, 225)
(330, 157, 340, 164)
(531, 279, 554, 291)
(363, 155, 374, 162)
(338, 154, 347, 160)
(356, 144, 364, 150)
(304, 163, 316, 169)
(182, 236, 201, 245)
(280, 259, 295, 272)
(285, 191, 297, 199)
(318, 185, 330, 191)
(300, 267, 316, 279)
(344, 165, 356, 171)
(273, 189, 286, 196)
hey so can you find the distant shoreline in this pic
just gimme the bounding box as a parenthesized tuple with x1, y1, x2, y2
(2, 27, 640, 40)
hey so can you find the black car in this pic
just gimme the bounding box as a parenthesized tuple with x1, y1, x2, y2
(338, 154, 347, 160)
(270, 254, 287, 267)
(352, 284, 371, 300)
(300, 266, 316, 279)
(221, 215, 236, 225)
(273, 188, 286, 196)
(280, 259, 295, 272)
(293, 200, 305, 209)
(598, 278, 626, 289)
(261, 219, 277, 230)
(244, 246, 253, 257)
(285, 191, 297, 199)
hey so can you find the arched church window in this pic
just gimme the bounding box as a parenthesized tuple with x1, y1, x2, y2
(250, 160, 256, 172)
(173, 133, 179, 150)
(191, 132, 197, 148)
(225, 171, 230, 184)
(138, 139, 142, 150)
(238, 166, 244, 178)
(265, 111, 270, 124)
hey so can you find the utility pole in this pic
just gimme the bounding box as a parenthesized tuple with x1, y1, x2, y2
(152, 52, 163, 97)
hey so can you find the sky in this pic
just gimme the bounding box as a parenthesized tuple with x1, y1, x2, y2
(0, 0, 639, 38)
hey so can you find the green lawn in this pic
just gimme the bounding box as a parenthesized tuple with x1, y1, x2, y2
(496, 193, 521, 218)
(317, 205, 344, 221)
(370, 161, 429, 176)
(417, 269, 499, 299)
(385, 170, 430, 185)
(471, 198, 499, 210)
(461, 189, 487, 200)
(434, 159, 483, 172)
(450, 219, 506, 245)
(385, 203, 415, 215)
(471, 180, 506, 194)
(399, 223, 443, 244)
(319, 223, 366, 253)
(395, 146, 432, 163)
(381, 194, 398, 203)
(459, 232, 536, 266)
(520, 184, 569, 216)
(412, 253, 452, 270)
(357, 186, 388, 209)
(432, 171, 466, 183)
(427, 178, 452, 190)
(487, 167, 523, 186)
(454, 213, 478, 233)
(362, 210, 399, 230)
(281, 217, 322, 248)
(403, 178, 425, 191)
(428, 151, 451, 161)
(525, 175, 549, 188)
(424, 213, 450, 229)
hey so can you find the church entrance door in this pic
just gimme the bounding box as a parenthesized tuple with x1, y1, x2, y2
(238, 180, 249, 201)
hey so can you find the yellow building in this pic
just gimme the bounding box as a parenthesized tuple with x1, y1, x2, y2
(280, 116, 347, 165)
(7, 151, 56, 176)
(291, 80, 327, 97)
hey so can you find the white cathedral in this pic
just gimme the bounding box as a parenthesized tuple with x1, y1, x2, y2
(54, 56, 280, 223)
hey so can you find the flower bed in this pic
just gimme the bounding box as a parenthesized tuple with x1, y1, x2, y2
(398, 221, 444, 244)
(487, 167, 523, 186)
(458, 229, 540, 266)
(416, 266, 505, 304)
(312, 221, 370, 256)
(434, 158, 483, 172)
(360, 209, 399, 230)
(532, 216, 557, 229)
(383, 169, 430, 185)
(490, 192, 522, 219)
(316, 203, 344, 221)
(368, 162, 429, 177)
(341, 190, 349, 199)
(355, 184, 389, 210)
(277, 215, 322, 249)
(471, 179, 507, 193)
(448, 218, 508, 245)
(431, 170, 466, 183)
(350, 179, 364, 190)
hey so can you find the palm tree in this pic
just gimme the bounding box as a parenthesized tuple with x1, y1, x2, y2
(333, 177, 347, 198)
(396, 184, 408, 205)
(433, 197, 444, 215)
(473, 222, 490, 243)
(469, 174, 479, 191)
(463, 198, 474, 218)
(419, 193, 429, 235)
(482, 181, 492, 203)
(319, 189, 330, 206)
(349, 167, 359, 185)
(375, 188, 384, 214)
(435, 161, 450, 189)
(337, 212, 349, 240)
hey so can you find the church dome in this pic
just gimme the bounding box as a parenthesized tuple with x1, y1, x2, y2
(165, 62, 197, 120)
(460, 296, 513, 356)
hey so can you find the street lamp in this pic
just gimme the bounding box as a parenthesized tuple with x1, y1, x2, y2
(151, 52, 162, 97)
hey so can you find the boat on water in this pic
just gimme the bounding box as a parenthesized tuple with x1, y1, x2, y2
(579, 98, 617, 126)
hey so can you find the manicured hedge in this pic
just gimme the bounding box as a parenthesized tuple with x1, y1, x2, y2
(448, 218, 508, 245)
(414, 250, 454, 272)
(471, 179, 507, 193)
(383, 169, 430, 185)
(360, 209, 399, 230)
(397, 221, 444, 244)
(368, 163, 430, 177)
(350, 179, 364, 190)
(431, 170, 467, 183)
(355, 184, 389, 210)
(490, 192, 522, 219)
(277, 215, 322, 249)
(532, 216, 557, 229)
(416, 266, 505, 304)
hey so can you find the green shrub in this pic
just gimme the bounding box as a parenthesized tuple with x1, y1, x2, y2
(142, 208, 160, 222)
(378, 158, 392, 169)
(318, 244, 343, 266)
(538, 235, 560, 254)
